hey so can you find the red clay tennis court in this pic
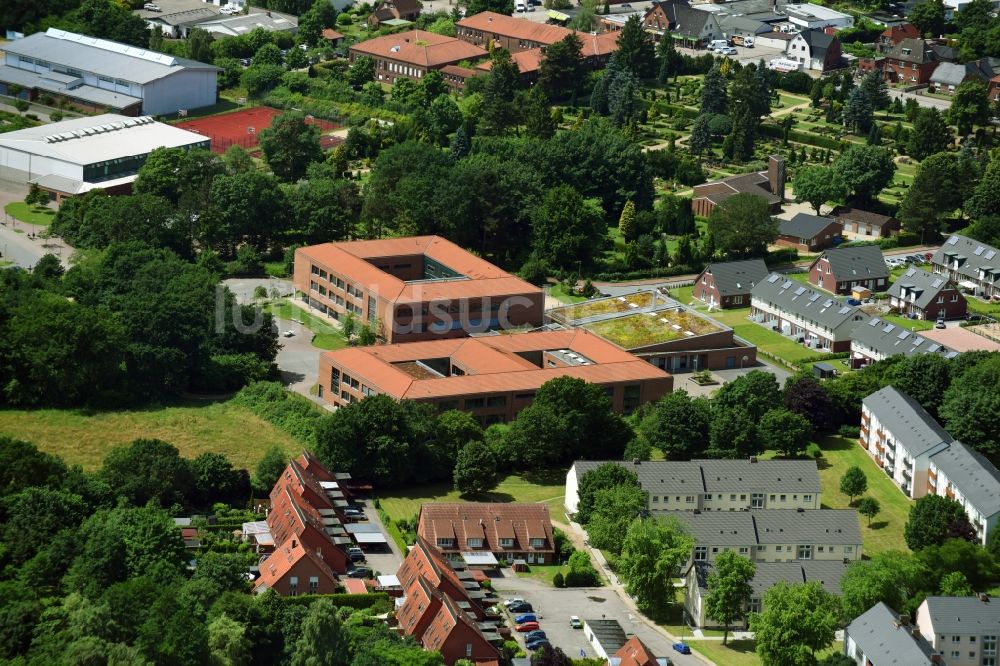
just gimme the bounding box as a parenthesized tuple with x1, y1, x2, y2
(175, 106, 342, 154)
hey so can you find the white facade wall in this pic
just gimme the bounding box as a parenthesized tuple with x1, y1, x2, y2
(859, 404, 947, 499)
(916, 602, 997, 666)
(0, 147, 82, 184)
(927, 459, 997, 545)
(140, 69, 217, 116)
(750, 296, 856, 349)
(6, 53, 143, 98)
(564, 464, 582, 514)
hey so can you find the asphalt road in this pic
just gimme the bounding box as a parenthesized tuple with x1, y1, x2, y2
(887, 88, 952, 111)
(492, 577, 708, 665)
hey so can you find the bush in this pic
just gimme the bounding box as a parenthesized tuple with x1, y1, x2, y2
(806, 442, 823, 459)
(553, 572, 565, 588)
(13, 99, 29, 112)
(838, 424, 860, 438)
(194, 353, 276, 392)
(759, 123, 848, 151)
(280, 592, 391, 610)
(767, 247, 799, 265)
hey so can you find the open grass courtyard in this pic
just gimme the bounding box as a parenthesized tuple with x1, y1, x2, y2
(5, 201, 55, 226)
(266, 300, 347, 350)
(687, 640, 843, 666)
(377, 471, 567, 525)
(0, 400, 300, 471)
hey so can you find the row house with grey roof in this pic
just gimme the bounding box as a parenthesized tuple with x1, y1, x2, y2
(861, 385, 1000, 545)
(565, 459, 821, 515)
(850, 316, 958, 368)
(845, 603, 939, 665)
(931, 234, 1000, 300)
(675, 509, 862, 565)
(887, 266, 968, 321)
(685, 560, 849, 628)
(751, 273, 870, 352)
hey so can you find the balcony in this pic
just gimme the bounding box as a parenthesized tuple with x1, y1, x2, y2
(902, 467, 912, 479)
(946, 488, 955, 500)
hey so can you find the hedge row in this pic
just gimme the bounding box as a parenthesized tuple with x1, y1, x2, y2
(759, 123, 849, 151)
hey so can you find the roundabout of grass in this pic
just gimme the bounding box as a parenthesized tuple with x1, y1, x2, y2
(5, 201, 55, 226)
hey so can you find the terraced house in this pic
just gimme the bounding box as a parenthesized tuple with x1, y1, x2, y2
(693, 259, 770, 310)
(887, 266, 967, 321)
(565, 459, 822, 514)
(931, 234, 1000, 300)
(416, 503, 555, 565)
(808, 245, 889, 295)
(751, 273, 870, 352)
(850, 317, 958, 368)
(675, 509, 863, 564)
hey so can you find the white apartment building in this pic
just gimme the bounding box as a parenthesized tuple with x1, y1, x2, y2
(860, 386, 952, 498)
(565, 459, 821, 515)
(916, 596, 1000, 666)
(927, 442, 1000, 546)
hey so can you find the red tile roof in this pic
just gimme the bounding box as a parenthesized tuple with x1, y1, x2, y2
(615, 636, 661, 666)
(342, 578, 369, 594)
(476, 48, 544, 74)
(297, 235, 539, 304)
(254, 537, 339, 593)
(881, 23, 920, 43)
(323, 329, 670, 400)
(322, 28, 345, 40)
(417, 503, 554, 555)
(419, 587, 501, 662)
(349, 30, 488, 68)
(457, 11, 572, 44)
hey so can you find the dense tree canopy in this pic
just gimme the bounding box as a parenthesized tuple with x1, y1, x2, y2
(707, 193, 779, 258)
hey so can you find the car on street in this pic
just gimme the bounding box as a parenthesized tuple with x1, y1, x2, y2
(508, 602, 533, 613)
(143, 3, 161, 10)
(719, 46, 738, 55)
(673, 642, 692, 654)
(347, 546, 365, 562)
(524, 630, 546, 641)
(504, 598, 526, 608)
(516, 621, 540, 632)
(347, 566, 372, 578)
(935, 319, 947, 329)
(514, 613, 537, 624)
(526, 638, 550, 651)
(569, 616, 582, 629)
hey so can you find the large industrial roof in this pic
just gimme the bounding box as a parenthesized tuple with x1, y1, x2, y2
(0, 114, 209, 165)
(2, 28, 219, 84)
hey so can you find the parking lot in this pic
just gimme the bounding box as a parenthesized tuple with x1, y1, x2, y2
(491, 576, 707, 665)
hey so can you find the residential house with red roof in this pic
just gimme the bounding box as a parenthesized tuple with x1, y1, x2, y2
(417, 503, 555, 565)
(367, 0, 421, 29)
(348, 31, 487, 86)
(884, 38, 939, 84)
(456, 11, 573, 53)
(876, 23, 920, 54)
(248, 452, 360, 596)
(398, 537, 491, 615)
(317, 328, 673, 420)
(294, 236, 544, 344)
(613, 635, 671, 666)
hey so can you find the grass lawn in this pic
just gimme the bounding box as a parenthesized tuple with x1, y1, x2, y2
(813, 435, 911, 554)
(266, 300, 347, 350)
(547, 283, 587, 304)
(966, 296, 1000, 316)
(687, 640, 842, 666)
(0, 401, 300, 471)
(5, 202, 55, 226)
(378, 471, 567, 525)
(878, 314, 933, 332)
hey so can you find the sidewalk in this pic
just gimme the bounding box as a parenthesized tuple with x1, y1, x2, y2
(569, 520, 717, 666)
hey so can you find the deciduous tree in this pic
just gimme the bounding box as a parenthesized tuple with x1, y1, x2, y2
(538, 33, 586, 100)
(839, 466, 867, 505)
(704, 551, 756, 645)
(530, 185, 607, 270)
(759, 408, 813, 458)
(840, 551, 930, 619)
(793, 166, 846, 215)
(707, 193, 778, 258)
(907, 107, 951, 160)
(905, 495, 978, 550)
(575, 462, 641, 523)
(637, 389, 711, 459)
(750, 582, 841, 666)
(948, 79, 990, 135)
(618, 516, 694, 618)
(259, 113, 323, 181)
(831, 145, 896, 206)
(453, 441, 499, 496)
(858, 497, 881, 527)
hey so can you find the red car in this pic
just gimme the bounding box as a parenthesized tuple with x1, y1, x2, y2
(516, 622, 540, 632)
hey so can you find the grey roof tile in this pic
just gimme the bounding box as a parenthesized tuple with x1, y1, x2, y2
(932, 234, 1000, 287)
(862, 386, 952, 457)
(921, 596, 1000, 635)
(692, 560, 849, 596)
(702, 259, 770, 297)
(930, 441, 1000, 518)
(751, 273, 870, 331)
(779, 213, 841, 240)
(816, 245, 889, 282)
(886, 266, 959, 310)
(676, 509, 861, 547)
(572, 459, 821, 496)
(851, 317, 958, 361)
(845, 602, 936, 665)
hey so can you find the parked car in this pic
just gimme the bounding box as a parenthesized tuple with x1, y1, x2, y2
(143, 3, 161, 10)
(569, 616, 582, 629)
(508, 602, 533, 613)
(514, 613, 537, 624)
(504, 598, 526, 608)
(347, 566, 372, 578)
(846, 298, 862, 306)
(516, 622, 540, 632)
(719, 46, 738, 55)
(524, 630, 547, 641)
(673, 642, 692, 654)
(347, 546, 365, 562)
(935, 319, 947, 329)
(526, 638, 550, 651)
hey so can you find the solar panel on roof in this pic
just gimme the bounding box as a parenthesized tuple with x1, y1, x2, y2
(782, 280, 793, 289)
(897, 330, 909, 340)
(975, 246, 985, 256)
(883, 324, 896, 333)
(767, 274, 781, 283)
(868, 319, 879, 327)
(810, 293, 820, 302)
(838, 306, 851, 314)
(823, 300, 834, 308)
(947, 236, 959, 245)
(931, 279, 944, 288)
(794, 286, 806, 295)
(987, 251, 997, 260)
(912, 337, 923, 346)
(928, 343, 941, 352)
(906, 268, 915, 276)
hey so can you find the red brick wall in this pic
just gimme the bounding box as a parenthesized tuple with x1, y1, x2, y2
(267, 555, 339, 596)
(437, 621, 500, 666)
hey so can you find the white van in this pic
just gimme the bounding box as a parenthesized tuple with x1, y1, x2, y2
(515, 1, 526, 11)
(708, 39, 729, 52)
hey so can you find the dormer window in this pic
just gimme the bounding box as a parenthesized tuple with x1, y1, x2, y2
(901, 48, 911, 55)
(436, 537, 455, 547)
(467, 537, 483, 548)
(499, 538, 514, 548)
(529, 538, 546, 548)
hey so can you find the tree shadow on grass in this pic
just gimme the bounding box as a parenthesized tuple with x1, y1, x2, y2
(868, 521, 889, 531)
(460, 491, 516, 503)
(520, 469, 566, 486)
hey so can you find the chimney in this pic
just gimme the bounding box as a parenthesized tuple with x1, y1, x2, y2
(899, 614, 910, 625)
(768, 155, 786, 200)
(912, 627, 921, 639)
(292, 539, 298, 549)
(749, 456, 758, 463)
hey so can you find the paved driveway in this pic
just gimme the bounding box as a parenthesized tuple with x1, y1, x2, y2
(491, 576, 708, 665)
(358, 502, 404, 577)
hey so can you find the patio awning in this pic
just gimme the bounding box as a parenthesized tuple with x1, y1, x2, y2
(376, 575, 400, 588)
(959, 280, 978, 290)
(461, 552, 499, 567)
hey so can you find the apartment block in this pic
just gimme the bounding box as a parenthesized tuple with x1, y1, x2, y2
(676, 509, 863, 564)
(844, 603, 938, 665)
(916, 596, 1000, 666)
(565, 459, 822, 515)
(294, 236, 544, 344)
(927, 441, 1000, 546)
(860, 386, 953, 497)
